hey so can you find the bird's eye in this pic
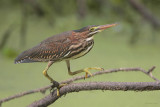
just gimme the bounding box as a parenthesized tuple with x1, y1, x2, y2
(89, 28, 95, 32)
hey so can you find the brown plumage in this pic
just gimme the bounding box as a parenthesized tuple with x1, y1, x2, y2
(15, 26, 96, 64)
(14, 24, 117, 96)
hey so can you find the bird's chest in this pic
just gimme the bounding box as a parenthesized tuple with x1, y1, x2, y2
(65, 37, 94, 60)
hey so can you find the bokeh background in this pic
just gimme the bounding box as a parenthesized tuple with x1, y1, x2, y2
(0, 0, 160, 107)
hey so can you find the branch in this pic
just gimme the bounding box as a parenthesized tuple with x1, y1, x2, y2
(0, 66, 159, 106)
(28, 82, 160, 107)
(128, 0, 160, 28)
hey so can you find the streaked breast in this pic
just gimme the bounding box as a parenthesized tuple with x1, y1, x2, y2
(64, 36, 94, 60)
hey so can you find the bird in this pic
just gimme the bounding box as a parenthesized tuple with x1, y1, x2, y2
(15, 23, 117, 96)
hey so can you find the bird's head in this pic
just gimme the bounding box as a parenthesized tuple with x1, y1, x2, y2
(74, 23, 117, 37)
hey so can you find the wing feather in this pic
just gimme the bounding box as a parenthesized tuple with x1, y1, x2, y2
(15, 34, 72, 64)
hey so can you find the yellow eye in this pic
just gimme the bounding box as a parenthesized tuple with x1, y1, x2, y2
(89, 27, 95, 32)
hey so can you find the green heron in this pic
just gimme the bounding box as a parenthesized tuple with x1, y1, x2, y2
(15, 23, 116, 96)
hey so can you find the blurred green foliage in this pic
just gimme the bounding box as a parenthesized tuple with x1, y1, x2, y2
(1, 48, 18, 59)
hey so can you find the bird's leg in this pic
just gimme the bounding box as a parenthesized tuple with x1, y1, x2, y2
(42, 61, 65, 96)
(66, 60, 103, 78)
(43, 61, 54, 82)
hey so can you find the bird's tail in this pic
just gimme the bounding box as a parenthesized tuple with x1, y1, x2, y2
(14, 49, 39, 64)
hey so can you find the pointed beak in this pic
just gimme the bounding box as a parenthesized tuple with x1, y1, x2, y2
(97, 23, 117, 31)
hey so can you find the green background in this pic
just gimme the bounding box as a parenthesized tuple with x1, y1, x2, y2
(0, 1, 160, 107)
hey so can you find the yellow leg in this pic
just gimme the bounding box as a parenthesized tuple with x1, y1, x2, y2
(66, 60, 104, 78)
(43, 61, 67, 96)
(43, 67, 54, 82)
(56, 84, 67, 96)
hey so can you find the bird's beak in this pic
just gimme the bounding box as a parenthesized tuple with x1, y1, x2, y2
(97, 23, 117, 32)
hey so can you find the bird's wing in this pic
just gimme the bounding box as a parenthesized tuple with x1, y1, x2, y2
(38, 37, 72, 61)
(15, 36, 72, 63)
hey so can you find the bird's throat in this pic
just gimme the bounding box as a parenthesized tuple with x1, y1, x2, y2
(85, 36, 94, 42)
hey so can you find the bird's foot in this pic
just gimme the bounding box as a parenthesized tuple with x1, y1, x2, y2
(83, 67, 104, 78)
(50, 81, 67, 96)
(50, 81, 59, 95)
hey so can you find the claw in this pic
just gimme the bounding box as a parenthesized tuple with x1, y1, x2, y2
(57, 89, 60, 96)
(83, 67, 104, 78)
(84, 68, 92, 78)
(59, 83, 68, 88)
(57, 83, 67, 96)
(50, 87, 53, 93)
(92, 67, 104, 71)
(50, 81, 67, 96)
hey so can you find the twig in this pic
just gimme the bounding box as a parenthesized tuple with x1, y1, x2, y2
(0, 66, 159, 106)
(0, 86, 50, 105)
(61, 66, 158, 85)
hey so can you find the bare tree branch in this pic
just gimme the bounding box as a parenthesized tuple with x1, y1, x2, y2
(28, 81, 160, 107)
(0, 24, 15, 50)
(128, 0, 160, 28)
(0, 66, 159, 106)
(20, 0, 28, 47)
(76, 0, 87, 19)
